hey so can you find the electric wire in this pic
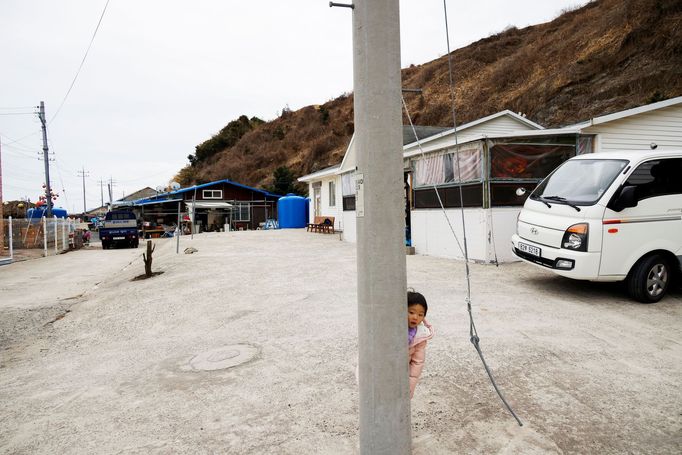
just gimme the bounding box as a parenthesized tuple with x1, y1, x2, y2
(399, 0, 524, 427)
(49, 0, 110, 125)
(441, 0, 522, 426)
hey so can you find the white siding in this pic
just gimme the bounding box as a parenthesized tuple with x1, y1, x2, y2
(410, 208, 488, 261)
(488, 207, 522, 263)
(407, 207, 521, 263)
(585, 104, 682, 152)
(405, 116, 538, 156)
(341, 211, 357, 243)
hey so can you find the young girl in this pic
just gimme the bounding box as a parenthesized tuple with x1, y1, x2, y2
(408, 290, 434, 398)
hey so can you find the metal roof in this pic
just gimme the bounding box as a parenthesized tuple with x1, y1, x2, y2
(133, 179, 282, 205)
(135, 198, 183, 206)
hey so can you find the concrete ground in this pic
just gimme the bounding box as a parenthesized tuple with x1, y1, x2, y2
(0, 229, 680, 454)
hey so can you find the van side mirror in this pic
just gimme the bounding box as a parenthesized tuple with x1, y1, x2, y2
(609, 185, 638, 212)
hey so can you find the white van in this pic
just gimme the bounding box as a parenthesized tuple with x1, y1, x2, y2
(511, 150, 682, 303)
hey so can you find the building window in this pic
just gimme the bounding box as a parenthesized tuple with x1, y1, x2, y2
(341, 172, 356, 196)
(341, 172, 356, 211)
(233, 203, 250, 221)
(203, 189, 222, 199)
(413, 144, 483, 188)
(329, 181, 336, 207)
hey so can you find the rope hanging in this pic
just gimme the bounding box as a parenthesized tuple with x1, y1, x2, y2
(399, 0, 524, 427)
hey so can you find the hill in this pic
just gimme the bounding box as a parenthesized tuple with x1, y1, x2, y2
(176, 0, 682, 192)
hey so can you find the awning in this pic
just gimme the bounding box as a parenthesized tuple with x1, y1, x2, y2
(191, 201, 233, 209)
(136, 198, 183, 206)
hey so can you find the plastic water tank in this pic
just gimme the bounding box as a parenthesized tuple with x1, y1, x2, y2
(277, 194, 308, 229)
(27, 207, 68, 223)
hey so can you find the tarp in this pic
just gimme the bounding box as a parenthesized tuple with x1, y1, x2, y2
(191, 201, 233, 209)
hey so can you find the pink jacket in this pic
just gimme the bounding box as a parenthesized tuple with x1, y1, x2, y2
(409, 320, 433, 398)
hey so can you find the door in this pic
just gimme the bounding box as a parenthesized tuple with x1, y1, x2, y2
(404, 171, 412, 246)
(600, 158, 682, 276)
(313, 186, 321, 217)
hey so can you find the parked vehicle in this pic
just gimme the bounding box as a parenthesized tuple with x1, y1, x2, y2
(512, 150, 682, 303)
(99, 210, 140, 249)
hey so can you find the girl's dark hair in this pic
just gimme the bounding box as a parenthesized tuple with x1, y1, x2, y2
(407, 290, 428, 315)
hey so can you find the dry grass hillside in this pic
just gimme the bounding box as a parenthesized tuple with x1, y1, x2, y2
(178, 0, 682, 191)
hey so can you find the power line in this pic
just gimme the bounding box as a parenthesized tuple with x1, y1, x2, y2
(49, 0, 111, 124)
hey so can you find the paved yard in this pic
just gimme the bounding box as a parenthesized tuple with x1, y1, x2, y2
(0, 229, 680, 454)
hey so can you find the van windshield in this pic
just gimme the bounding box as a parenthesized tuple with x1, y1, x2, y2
(531, 159, 628, 205)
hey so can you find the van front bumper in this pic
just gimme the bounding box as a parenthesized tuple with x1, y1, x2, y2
(511, 234, 601, 280)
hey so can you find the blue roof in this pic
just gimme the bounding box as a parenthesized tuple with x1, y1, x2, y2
(132, 179, 282, 205)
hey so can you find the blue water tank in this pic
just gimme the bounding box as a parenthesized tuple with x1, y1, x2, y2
(277, 194, 308, 229)
(27, 207, 68, 223)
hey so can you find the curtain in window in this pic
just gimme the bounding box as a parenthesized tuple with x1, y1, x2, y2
(578, 136, 593, 155)
(415, 154, 445, 186)
(341, 172, 356, 196)
(414, 145, 482, 187)
(447, 146, 482, 183)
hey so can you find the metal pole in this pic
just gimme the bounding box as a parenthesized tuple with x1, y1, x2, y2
(191, 188, 196, 240)
(54, 215, 58, 254)
(176, 201, 180, 254)
(352, 1, 410, 453)
(8, 216, 13, 259)
(43, 216, 47, 257)
(62, 217, 67, 250)
(39, 102, 53, 218)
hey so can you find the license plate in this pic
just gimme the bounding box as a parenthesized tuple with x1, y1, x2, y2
(113, 236, 125, 240)
(518, 242, 541, 257)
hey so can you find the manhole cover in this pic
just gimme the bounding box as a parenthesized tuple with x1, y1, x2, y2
(189, 344, 258, 371)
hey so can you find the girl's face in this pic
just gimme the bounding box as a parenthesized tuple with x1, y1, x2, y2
(408, 304, 426, 329)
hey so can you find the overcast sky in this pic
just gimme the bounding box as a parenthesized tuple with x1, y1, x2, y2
(1, 0, 588, 213)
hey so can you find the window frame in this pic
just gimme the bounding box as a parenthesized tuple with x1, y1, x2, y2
(329, 181, 336, 207)
(202, 189, 223, 199)
(232, 202, 250, 221)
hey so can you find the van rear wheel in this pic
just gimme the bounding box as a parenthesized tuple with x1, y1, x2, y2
(627, 254, 670, 303)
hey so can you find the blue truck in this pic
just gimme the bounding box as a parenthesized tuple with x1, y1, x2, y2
(99, 210, 140, 249)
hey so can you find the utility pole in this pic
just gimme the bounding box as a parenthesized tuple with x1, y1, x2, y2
(77, 167, 89, 214)
(38, 101, 53, 217)
(352, 1, 410, 453)
(107, 177, 117, 211)
(97, 179, 105, 208)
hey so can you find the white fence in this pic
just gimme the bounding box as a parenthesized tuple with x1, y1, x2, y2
(1, 216, 81, 264)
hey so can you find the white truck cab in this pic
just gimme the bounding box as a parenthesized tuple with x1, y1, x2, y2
(511, 150, 682, 303)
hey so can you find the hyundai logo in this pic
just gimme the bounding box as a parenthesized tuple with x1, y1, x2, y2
(530, 227, 539, 235)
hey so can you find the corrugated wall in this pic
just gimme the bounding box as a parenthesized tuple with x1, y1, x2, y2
(587, 104, 682, 152)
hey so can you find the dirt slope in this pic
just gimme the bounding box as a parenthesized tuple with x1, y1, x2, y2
(181, 0, 682, 189)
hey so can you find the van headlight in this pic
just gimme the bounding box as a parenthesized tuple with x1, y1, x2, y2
(561, 223, 588, 252)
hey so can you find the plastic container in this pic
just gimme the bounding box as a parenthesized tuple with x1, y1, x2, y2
(27, 207, 68, 223)
(277, 194, 308, 229)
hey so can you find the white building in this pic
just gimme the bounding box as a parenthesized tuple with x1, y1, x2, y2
(299, 97, 682, 262)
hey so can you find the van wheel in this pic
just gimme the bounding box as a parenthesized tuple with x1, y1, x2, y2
(627, 254, 670, 303)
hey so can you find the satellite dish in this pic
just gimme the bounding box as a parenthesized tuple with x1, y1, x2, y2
(155, 185, 165, 192)
(170, 181, 181, 191)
